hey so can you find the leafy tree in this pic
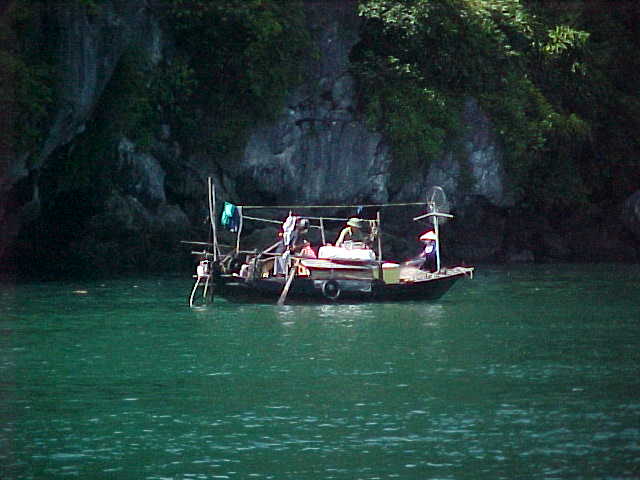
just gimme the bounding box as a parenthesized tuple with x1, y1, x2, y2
(160, 0, 310, 157)
(0, 0, 56, 159)
(353, 0, 604, 210)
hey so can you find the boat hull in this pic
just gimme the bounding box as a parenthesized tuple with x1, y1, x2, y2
(212, 268, 471, 304)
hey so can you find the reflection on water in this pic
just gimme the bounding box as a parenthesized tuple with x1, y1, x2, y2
(1, 265, 639, 479)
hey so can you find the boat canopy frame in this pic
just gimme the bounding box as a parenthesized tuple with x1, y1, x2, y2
(201, 177, 450, 269)
(185, 179, 467, 307)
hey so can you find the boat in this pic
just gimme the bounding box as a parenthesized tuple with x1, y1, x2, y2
(186, 179, 474, 306)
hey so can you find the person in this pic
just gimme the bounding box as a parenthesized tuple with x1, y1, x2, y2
(289, 218, 311, 254)
(274, 217, 313, 275)
(403, 230, 437, 271)
(418, 230, 437, 271)
(335, 217, 368, 247)
(272, 231, 287, 276)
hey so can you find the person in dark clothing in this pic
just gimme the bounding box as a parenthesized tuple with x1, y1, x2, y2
(289, 218, 311, 254)
(417, 230, 437, 272)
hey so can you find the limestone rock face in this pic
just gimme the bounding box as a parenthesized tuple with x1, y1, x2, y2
(622, 191, 640, 239)
(424, 98, 512, 208)
(40, 3, 161, 167)
(462, 98, 513, 208)
(237, 3, 511, 266)
(240, 0, 390, 205)
(1, 1, 162, 270)
(7, 0, 636, 273)
(0, 0, 518, 271)
(116, 138, 166, 208)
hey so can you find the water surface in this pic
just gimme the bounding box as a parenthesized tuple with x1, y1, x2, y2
(1, 264, 639, 479)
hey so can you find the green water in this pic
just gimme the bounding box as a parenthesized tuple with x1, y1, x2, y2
(1, 264, 639, 479)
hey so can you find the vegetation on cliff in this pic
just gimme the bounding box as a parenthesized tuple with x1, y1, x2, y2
(4, 0, 638, 211)
(2, 0, 313, 276)
(2, 0, 309, 171)
(352, 0, 640, 210)
(0, 0, 56, 159)
(159, 0, 310, 157)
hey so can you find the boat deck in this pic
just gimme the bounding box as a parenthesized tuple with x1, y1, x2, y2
(398, 265, 474, 283)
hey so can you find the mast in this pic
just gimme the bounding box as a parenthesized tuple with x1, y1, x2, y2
(413, 211, 453, 272)
(376, 210, 382, 261)
(236, 206, 243, 254)
(433, 214, 441, 272)
(208, 177, 219, 261)
(320, 218, 326, 244)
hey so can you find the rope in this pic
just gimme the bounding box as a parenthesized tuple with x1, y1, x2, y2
(244, 215, 381, 224)
(242, 215, 282, 225)
(238, 201, 425, 210)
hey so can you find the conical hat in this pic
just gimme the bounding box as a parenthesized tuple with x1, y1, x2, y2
(419, 230, 437, 241)
(347, 218, 362, 228)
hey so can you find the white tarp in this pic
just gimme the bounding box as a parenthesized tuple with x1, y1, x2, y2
(317, 245, 376, 262)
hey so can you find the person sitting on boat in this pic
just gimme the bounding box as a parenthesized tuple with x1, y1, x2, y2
(335, 217, 370, 248)
(402, 230, 437, 271)
(418, 230, 437, 271)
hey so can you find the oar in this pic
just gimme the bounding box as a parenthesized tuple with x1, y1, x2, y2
(277, 259, 299, 306)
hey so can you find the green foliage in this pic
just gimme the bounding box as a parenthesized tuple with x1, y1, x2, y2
(160, 0, 310, 157)
(151, 56, 199, 139)
(540, 24, 590, 57)
(0, 0, 56, 157)
(101, 49, 157, 148)
(53, 48, 158, 193)
(353, 0, 617, 209)
(76, 0, 102, 13)
(480, 74, 590, 209)
(353, 0, 529, 185)
(53, 0, 311, 188)
(352, 51, 460, 188)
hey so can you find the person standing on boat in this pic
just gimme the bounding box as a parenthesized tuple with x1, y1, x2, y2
(290, 218, 313, 254)
(275, 217, 313, 275)
(335, 217, 368, 247)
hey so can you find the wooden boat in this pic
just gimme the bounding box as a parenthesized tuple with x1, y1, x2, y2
(186, 179, 473, 306)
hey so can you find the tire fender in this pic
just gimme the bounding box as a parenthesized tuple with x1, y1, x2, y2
(322, 280, 341, 300)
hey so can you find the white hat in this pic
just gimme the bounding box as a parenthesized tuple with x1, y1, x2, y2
(347, 218, 362, 228)
(419, 230, 437, 241)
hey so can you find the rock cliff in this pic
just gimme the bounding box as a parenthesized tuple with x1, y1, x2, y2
(1, 0, 637, 276)
(240, 1, 389, 205)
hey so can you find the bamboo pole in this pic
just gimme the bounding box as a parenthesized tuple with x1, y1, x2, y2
(208, 177, 219, 261)
(413, 212, 453, 221)
(246, 214, 349, 223)
(277, 258, 300, 306)
(236, 206, 243, 254)
(240, 201, 425, 209)
(434, 215, 441, 272)
(376, 210, 382, 262)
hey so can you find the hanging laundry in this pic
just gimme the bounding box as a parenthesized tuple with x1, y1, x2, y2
(281, 215, 298, 248)
(221, 202, 240, 232)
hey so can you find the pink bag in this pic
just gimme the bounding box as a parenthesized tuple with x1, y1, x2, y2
(300, 245, 317, 258)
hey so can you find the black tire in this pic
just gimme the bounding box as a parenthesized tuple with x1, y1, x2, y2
(322, 280, 341, 300)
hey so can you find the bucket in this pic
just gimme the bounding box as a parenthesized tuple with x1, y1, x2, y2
(382, 262, 400, 284)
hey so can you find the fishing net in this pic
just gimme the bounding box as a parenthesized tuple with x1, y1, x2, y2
(425, 186, 450, 225)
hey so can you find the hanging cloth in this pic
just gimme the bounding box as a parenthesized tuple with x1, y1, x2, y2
(281, 215, 298, 248)
(274, 215, 298, 276)
(221, 202, 240, 232)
